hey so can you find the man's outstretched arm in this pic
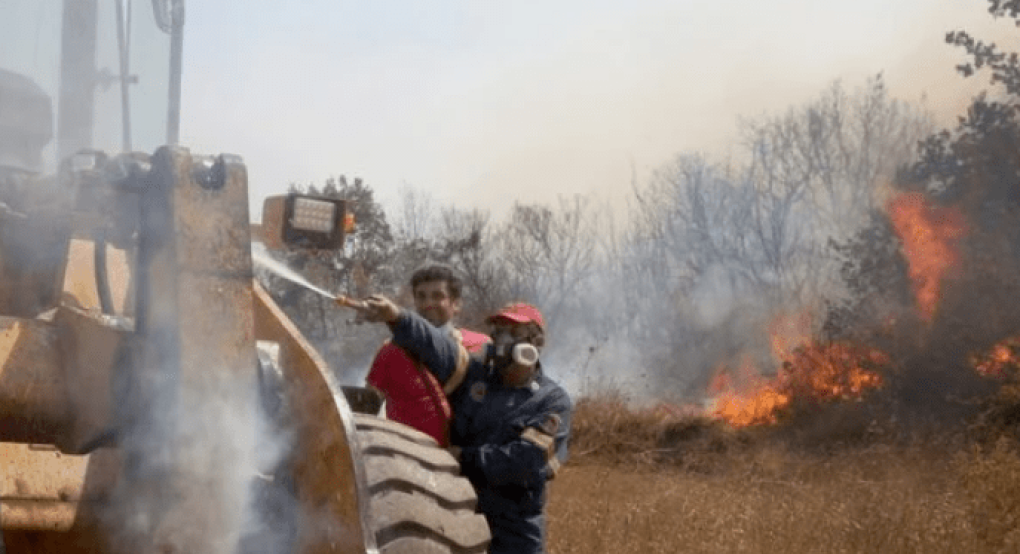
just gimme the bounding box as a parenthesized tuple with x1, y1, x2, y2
(361, 295, 467, 386)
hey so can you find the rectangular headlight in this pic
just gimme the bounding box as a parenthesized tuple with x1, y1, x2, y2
(291, 197, 336, 233)
(258, 194, 354, 250)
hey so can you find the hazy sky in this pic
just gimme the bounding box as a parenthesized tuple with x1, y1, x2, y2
(178, 1, 1011, 220)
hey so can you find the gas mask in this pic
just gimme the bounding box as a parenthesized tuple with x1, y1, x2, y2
(490, 328, 540, 375)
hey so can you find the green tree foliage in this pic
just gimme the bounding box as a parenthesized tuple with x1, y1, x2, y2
(920, 1, 1020, 221)
(923, 1, 1020, 350)
(823, 212, 911, 342)
(946, 0, 1020, 95)
(826, 0, 1020, 391)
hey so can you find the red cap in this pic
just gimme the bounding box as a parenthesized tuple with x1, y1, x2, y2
(487, 302, 545, 331)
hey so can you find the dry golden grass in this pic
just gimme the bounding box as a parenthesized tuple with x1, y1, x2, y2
(548, 394, 1020, 554)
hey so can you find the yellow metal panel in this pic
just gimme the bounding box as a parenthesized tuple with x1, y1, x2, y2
(0, 445, 87, 532)
(61, 239, 132, 314)
(0, 317, 65, 445)
(253, 282, 372, 554)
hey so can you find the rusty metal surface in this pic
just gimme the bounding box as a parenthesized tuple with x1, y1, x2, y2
(0, 444, 87, 532)
(0, 317, 66, 445)
(0, 203, 75, 318)
(253, 282, 374, 554)
(0, 308, 126, 538)
(0, 306, 126, 450)
(53, 305, 128, 453)
(0, 445, 121, 542)
(119, 146, 262, 553)
(140, 148, 256, 371)
(258, 195, 287, 250)
(0, 225, 128, 543)
(2, 447, 122, 551)
(61, 239, 133, 314)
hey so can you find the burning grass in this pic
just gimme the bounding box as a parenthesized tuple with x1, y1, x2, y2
(553, 394, 1020, 553)
(568, 391, 751, 471)
(709, 340, 890, 428)
(548, 177, 1020, 552)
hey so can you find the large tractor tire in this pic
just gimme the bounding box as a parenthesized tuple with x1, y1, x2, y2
(253, 321, 491, 554)
(354, 414, 490, 554)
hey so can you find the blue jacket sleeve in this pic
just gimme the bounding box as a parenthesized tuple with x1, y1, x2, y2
(389, 311, 460, 383)
(459, 387, 572, 487)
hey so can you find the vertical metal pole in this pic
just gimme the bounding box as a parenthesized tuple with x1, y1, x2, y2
(115, 0, 133, 152)
(166, 0, 185, 145)
(58, 0, 99, 164)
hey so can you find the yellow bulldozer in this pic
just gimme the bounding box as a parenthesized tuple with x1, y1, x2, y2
(0, 2, 490, 552)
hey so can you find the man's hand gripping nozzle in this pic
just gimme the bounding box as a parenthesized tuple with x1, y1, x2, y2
(334, 294, 368, 311)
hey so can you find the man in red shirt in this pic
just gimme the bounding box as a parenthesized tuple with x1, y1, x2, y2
(365, 265, 488, 445)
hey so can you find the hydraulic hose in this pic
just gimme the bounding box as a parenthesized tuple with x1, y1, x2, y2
(94, 231, 114, 315)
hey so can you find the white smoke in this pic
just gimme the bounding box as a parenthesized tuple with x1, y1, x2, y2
(109, 364, 294, 554)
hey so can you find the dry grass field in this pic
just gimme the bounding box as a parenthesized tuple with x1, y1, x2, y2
(546, 394, 1020, 554)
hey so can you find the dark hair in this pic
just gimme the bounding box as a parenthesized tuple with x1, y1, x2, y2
(410, 264, 463, 300)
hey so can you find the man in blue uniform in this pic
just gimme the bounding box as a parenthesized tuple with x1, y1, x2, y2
(361, 296, 571, 554)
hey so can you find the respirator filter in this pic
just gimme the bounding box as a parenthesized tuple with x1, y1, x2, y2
(511, 343, 539, 366)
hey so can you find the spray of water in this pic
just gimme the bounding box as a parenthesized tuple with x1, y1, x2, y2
(251, 243, 335, 299)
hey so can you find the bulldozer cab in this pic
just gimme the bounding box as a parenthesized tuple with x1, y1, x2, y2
(0, 0, 177, 317)
(1, 1, 179, 170)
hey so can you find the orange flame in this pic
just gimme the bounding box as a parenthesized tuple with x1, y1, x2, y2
(780, 341, 887, 401)
(711, 381, 790, 427)
(769, 311, 813, 361)
(710, 354, 789, 426)
(970, 336, 1020, 379)
(709, 313, 888, 427)
(887, 192, 966, 322)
